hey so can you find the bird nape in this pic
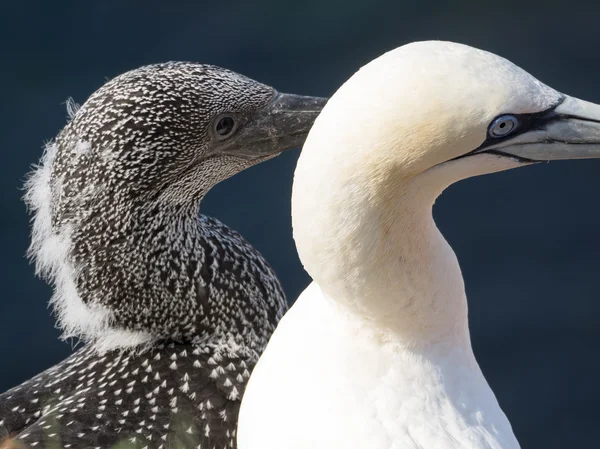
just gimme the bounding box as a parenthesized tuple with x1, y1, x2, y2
(0, 62, 326, 449)
(237, 41, 600, 449)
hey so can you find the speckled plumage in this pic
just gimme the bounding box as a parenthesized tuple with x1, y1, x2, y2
(27, 63, 287, 348)
(1, 62, 295, 449)
(1, 342, 256, 449)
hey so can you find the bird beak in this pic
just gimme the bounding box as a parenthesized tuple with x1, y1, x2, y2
(476, 95, 600, 162)
(221, 93, 327, 158)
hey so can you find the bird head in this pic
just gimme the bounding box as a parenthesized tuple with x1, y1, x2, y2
(25, 63, 325, 348)
(299, 41, 600, 193)
(51, 63, 325, 207)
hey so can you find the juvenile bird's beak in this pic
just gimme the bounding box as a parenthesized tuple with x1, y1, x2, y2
(482, 95, 600, 162)
(221, 93, 327, 158)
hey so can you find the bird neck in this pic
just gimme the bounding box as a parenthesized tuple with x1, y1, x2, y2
(293, 149, 470, 347)
(64, 198, 205, 347)
(37, 189, 276, 353)
(63, 193, 283, 353)
(27, 139, 285, 354)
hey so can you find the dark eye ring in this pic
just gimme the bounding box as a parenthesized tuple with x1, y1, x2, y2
(214, 114, 237, 139)
(489, 115, 519, 138)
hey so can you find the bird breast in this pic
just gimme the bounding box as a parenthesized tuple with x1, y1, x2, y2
(238, 282, 520, 449)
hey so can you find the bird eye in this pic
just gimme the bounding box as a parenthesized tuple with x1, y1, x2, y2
(214, 115, 237, 138)
(489, 115, 519, 138)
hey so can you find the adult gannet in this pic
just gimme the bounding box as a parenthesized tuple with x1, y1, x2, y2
(238, 41, 600, 449)
(0, 62, 325, 449)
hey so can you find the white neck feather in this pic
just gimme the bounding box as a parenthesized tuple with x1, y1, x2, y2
(24, 142, 154, 353)
(293, 164, 462, 345)
(292, 116, 518, 347)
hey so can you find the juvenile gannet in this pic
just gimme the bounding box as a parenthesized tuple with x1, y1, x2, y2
(0, 62, 325, 449)
(238, 41, 600, 449)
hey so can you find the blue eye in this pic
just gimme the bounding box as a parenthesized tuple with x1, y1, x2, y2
(489, 115, 519, 138)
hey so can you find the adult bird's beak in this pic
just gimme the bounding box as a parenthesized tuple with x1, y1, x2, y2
(481, 95, 600, 162)
(220, 93, 327, 158)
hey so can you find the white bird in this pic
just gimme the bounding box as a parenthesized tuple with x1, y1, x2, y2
(237, 41, 600, 449)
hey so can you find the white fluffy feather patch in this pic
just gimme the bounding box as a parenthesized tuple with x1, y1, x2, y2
(23, 139, 153, 353)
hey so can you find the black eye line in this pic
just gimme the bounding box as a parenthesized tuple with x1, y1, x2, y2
(449, 96, 567, 162)
(484, 97, 566, 144)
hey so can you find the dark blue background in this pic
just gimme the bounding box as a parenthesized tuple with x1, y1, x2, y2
(2, 1, 599, 447)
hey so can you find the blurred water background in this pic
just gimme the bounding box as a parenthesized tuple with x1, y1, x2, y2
(1, 1, 599, 447)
